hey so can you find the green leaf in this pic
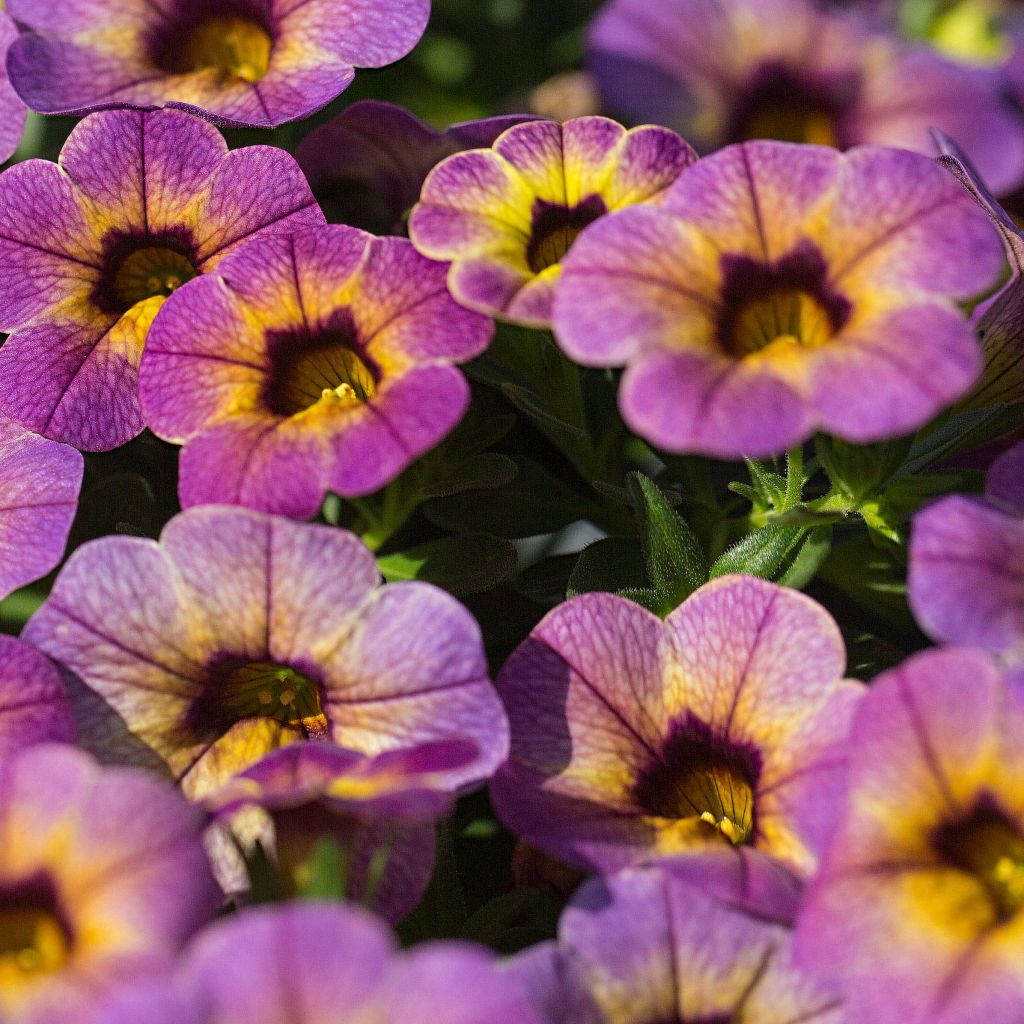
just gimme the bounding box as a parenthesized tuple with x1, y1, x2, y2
(417, 453, 518, 499)
(626, 473, 709, 612)
(460, 890, 560, 954)
(425, 457, 592, 538)
(567, 537, 647, 597)
(816, 435, 914, 501)
(818, 535, 917, 633)
(378, 535, 517, 596)
(901, 403, 1024, 475)
(711, 524, 830, 588)
(514, 554, 579, 606)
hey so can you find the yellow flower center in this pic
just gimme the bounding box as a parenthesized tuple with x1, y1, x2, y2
(936, 806, 1024, 922)
(740, 103, 838, 148)
(0, 908, 69, 981)
(526, 196, 607, 275)
(178, 17, 273, 83)
(265, 322, 379, 417)
(112, 246, 197, 309)
(192, 661, 329, 741)
(730, 289, 836, 359)
(636, 720, 758, 846)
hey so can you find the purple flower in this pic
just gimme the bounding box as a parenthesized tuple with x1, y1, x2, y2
(409, 116, 695, 328)
(0, 108, 322, 451)
(491, 576, 863, 878)
(203, 740, 478, 920)
(296, 100, 533, 235)
(0, 636, 74, 758)
(589, 0, 1024, 194)
(909, 442, 1024, 665)
(5, 0, 429, 128)
(138, 226, 492, 518)
(0, 416, 82, 600)
(796, 648, 1024, 1024)
(553, 141, 1004, 457)
(23, 505, 508, 803)
(0, 12, 27, 163)
(511, 849, 840, 1023)
(0, 744, 219, 1024)
(179, 903, 546, 1024)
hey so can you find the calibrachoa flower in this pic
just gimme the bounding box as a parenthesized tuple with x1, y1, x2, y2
(139, 226, 493, 518)
(203, 740, 478, 921)
(408, 116, 696, 328)
(24, 505, 509, 802)
(553, 141, 1004, 457)
(491, 575, 863, 877)
(180, 903, 547, 1024)
(0, 636, 74, 758)
(909, 442, 1024, 665)
(0, 10, 26, 163)
(796, 648, 1024, 1024)
(513, 850, 840, 1023)
(0, 416, 82, 600)
(588, 0, 1024, 194)
(0, 108, 322, 451)
(0, 744, 218, 1024)
(4, 0, 429, 128)
(296, 101, 533, 235)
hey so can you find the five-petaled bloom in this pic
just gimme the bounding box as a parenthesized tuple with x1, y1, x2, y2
(796, 648, 1024, 1024)
(24, 505, 508, 802)
(909, 442, 1024, 669)
(139, 225, 493, 518)
(0, 744, 218, 1024)
(0, 107, 322, 452)
(553, 141, 1005, 457)
(0, 415, 82, 601)
(203, 740, 478, 920)
(512, 849, 841, 1023)
(491, 575, 863, 877)
(4, 0, 430, 128)
(589, 0, 1024, 194)
(408, 116, 695, 328)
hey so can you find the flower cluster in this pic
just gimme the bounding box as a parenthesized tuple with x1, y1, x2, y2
(0, 0, 1022, 1022)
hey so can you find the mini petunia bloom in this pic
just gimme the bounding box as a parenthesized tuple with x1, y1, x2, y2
(511, 849, 841, 1024)
(203, 740, 478, 921)
(23, 505, 509, 803)
(0, 415, 83, 600)
(408, 116, 696, 328)
(0, 107, 322, 451)
(490, 575, 864, 878)
(0, 11, 27, 164)
(178, 903, 547, 1024)
(296, 101, 534, 235)
(4, 0, 429, 129)
(0, 635, 74, 758)
(138, 226, 493, 518)
(588, 0, 1024, 195)
(553, 141, 1004, 457)
(0, 743, 219, 1024)
(795, 648, 1024, 1024)
(909, 442, 1024, 666)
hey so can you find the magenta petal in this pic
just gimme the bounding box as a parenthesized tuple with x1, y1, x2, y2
(621, 348, 812, 457)
(988, 443, 1024, 514)
(0, 636, 75, 757)
(909, 495, 1024, 656)
(0, 416, 82, 599)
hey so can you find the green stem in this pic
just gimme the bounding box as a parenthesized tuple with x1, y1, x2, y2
(783, 445, 805, 510)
